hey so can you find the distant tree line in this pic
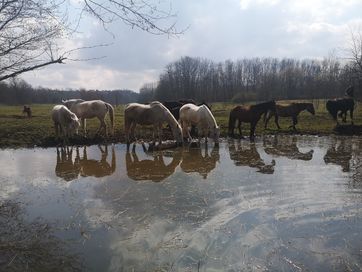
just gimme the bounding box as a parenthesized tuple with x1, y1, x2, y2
(0, 79, 139, 105)
(139, 56, 360, 103)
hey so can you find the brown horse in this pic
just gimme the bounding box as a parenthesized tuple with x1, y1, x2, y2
(264, 102, 315, 130)
(22, 105, 32, 118)
(228, 100, 276, 141)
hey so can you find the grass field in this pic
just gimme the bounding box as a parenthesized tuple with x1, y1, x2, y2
(0, 100, 361, 148)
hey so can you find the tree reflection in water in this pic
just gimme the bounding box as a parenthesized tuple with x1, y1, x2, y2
(0, 200, 82, 272)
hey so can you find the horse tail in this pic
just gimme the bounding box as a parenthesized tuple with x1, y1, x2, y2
(105, 103, 115, 135)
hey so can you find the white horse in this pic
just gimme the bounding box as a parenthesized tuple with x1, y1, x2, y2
(51, 105, 80, 140)
(62, 99, 114, 136)
(179, 103, 220, 144)
(124, 101, 183, 145)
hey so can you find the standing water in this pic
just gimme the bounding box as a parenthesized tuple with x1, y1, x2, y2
(0, 135, 361, 271)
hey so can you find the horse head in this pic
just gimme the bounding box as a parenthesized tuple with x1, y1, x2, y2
(307, 103, 315, 115)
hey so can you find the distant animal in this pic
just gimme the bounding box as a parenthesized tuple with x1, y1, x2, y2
(62, 99, 114, 136)
(22, 105, 32, 118)
(51, 105, 80, 140)
(264, 102, 315, 130)
(124, 101, 183, 146)
(179, 103, 220, 144)
(326, 98, 354, 125)
(228, 100, 276, 141)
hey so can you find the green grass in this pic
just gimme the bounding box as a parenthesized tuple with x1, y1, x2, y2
(0, 100, 361, 148)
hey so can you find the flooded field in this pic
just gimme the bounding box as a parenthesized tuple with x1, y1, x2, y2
(1, 135, 362, 271)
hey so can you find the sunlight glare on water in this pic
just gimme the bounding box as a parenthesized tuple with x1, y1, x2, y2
(0, 135, 362, 271)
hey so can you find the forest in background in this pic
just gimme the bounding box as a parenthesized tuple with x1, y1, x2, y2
(139, 56, 360, 103)
(0, 56, 360, 105)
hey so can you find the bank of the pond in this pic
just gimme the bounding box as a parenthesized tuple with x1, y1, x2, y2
(1, 101, 362, 148)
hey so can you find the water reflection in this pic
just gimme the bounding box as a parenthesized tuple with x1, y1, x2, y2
(324, 138, 352, 172)
(263, 136, 314, 161)
(55, 145, 115, 181)
(0, 200, 82, 271)
(3, 136, 362, 271)
(126, 143, 182, 182)
(228, 139, 275, 174)
(180, 144, 220, 179)
(55, 147, 79, 181)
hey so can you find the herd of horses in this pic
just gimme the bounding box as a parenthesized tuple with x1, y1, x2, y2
(51, 86, 356, 145)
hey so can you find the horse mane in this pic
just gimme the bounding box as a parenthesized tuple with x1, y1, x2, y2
(200, 105, 218, 128)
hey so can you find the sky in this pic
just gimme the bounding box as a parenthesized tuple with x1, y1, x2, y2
(22, 0, 362, 92)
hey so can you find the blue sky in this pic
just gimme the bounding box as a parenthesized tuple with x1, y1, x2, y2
(22, 0, 362, 91)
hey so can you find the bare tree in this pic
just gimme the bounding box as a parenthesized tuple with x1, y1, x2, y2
(347, 26, 362, 85)
(81, 0, 183, 35)
(0, 0, 183, 82)
(0, 0, 67, 82)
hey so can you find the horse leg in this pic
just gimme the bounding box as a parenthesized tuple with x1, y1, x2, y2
(81, 118, 87, 136)
(54, 122, 59, 138)
(264, 112, 272, 129)
(238, 121, 243, 138)
(97, 117, 107, 136)
(250, 122, 256, 142)
(350, 109, 354, 125)
(130, 122, 137, 143)
(292, 116, 298, 131)
(274, 114, 281, 129)
(157, 123, 163, 145)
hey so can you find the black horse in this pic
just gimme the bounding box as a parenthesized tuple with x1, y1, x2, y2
(326, 86, 355, 125)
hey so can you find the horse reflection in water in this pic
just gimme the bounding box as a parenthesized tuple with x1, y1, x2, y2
(324, 138, 353, 172)
(228, 140, 275, 174)
(55, 145, 116, 181)
(55, 147, 80, 181)
(263, 136, 314, 161)
(126, 143, 182, 182)
(180, 143, 220, 179)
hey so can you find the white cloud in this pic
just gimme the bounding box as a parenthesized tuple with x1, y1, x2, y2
(21, 0, 362, 91)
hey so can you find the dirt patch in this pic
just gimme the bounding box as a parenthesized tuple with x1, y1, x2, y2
(334, 124, 362, 135)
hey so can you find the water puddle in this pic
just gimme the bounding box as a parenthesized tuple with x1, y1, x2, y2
(1, 135, 362, 271)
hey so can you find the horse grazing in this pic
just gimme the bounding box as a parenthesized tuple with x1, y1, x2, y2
(124, 101, 183, 146)
(62, 99, 114, 136)
(326, 98, 354, 125)
(22, 105, 32, 118)
(228, 101, 276, 141)
(264, 102, 315, 130)
(179, 103, 220, 144)
(51, 105, 80, 140)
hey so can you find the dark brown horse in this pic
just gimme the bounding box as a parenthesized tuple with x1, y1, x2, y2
(228, 100, 276, 141)
(326, 98, 354, 125)
(264, 102, 315, 130)
(22, 105, 32, 118)
(326, 86, 355, 125)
